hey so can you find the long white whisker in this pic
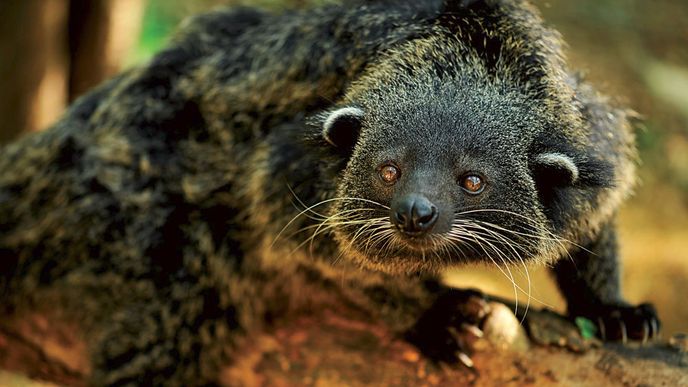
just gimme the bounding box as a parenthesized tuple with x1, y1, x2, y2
(457, 220, 554, 310)
(272, 196, 389, 247)
(457, 208, 591, 254)
(456, 227, 520, 317)
(466, 223, 535, 319)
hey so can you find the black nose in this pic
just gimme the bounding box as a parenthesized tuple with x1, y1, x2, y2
(391, 194, 438, 236)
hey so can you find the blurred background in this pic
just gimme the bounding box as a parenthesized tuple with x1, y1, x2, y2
(0, 0, 685, 336)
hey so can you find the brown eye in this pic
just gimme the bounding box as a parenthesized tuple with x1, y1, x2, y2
(461, 174, 484, 194)
(380, 164, 400, 184)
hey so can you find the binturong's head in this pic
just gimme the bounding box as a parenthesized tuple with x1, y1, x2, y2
(310, 28, 620, 275)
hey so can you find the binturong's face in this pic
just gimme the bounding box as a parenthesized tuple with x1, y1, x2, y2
(315, 72, 596, 275)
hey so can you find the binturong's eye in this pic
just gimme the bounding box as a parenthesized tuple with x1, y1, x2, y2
(460, 174, 485, 194)
(379, 164, 401, 185)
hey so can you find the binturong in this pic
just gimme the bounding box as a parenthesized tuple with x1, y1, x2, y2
(317, 32, 625, 275)
(0, 0, 660, 385)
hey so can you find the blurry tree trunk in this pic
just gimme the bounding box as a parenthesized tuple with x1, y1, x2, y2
(0, 0, 145, 144)
(0, 0, 69, 144)
(68, 0, 145, 100)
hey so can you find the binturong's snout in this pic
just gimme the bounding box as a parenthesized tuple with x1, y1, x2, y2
(391, 194, 438, 237)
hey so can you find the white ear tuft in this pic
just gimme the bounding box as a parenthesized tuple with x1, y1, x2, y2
(322, 107, 364, 148)
(535, 153, 579, 183)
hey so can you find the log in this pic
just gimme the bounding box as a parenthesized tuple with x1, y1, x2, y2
(1, 299, 685, 386)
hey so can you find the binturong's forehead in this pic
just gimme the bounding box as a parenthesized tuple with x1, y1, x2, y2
(352, 73, 547, 169)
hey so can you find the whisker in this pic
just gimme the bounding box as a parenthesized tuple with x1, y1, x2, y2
(287, 184, 328, 219)
(464, 222, 536, 318)
(272, 196, 389, 247)
(453, 227, 520, 317)
(283, 208, 380, 240)
(457, 208, 592, 254)
(454, 220, 554, 310)
(360, 220, 392, 255)
(289, 212, 387, 258)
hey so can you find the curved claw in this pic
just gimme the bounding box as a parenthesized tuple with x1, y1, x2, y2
(641, 320, 649, 344)
(461, 323, 484, 338)
(407, 288, 493, 366)
(592, 303, 660, 343)
(598, 317, 607, 341)
(650, 317, 660, 339)
(619, 319, 628, 344)
(456, 351, 474, 368)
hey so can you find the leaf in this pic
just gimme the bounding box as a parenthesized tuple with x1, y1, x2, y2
(575, 317, 598, 340)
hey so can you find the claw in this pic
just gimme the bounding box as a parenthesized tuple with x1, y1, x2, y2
(650, 318, 660, 339)
(641, 320, 649, 344)
(456, 352, 474, 368)
(589, 304, 660, 343)
(598, 317, 607, 341)
(461, 295, 490, 323)
(619, 320, 628, 344)
(461, 323, 483, 338)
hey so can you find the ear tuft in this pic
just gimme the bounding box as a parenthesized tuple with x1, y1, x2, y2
(322, 107, 364, 151)
(534, 153, 579, 185)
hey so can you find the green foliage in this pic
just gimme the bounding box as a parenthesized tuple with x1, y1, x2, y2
(129, 0, 327, 65)
(575, 317, 598, 340)
(128, 1, 179, 64)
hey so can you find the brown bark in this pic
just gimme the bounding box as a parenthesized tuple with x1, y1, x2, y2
(0, 303, 685, 386)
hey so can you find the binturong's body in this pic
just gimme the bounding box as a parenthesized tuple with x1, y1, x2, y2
(0, 0, 659, 385)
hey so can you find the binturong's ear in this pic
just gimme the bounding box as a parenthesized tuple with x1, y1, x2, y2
(532, 152, 580, 186)
(531, 149, 614, 189)
(530, 148, 615, 228)
(321, 106, 364, 153)
(529, 129, 616, 190)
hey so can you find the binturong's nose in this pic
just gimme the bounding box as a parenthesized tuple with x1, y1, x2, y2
(391, 194, 438, 236)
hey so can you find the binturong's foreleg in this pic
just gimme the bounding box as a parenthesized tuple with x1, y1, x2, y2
(551, 220, 660, 342)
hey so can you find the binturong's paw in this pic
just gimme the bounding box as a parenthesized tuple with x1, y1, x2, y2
(405, 288, 490, 368)
(582, 303, 661, 343)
